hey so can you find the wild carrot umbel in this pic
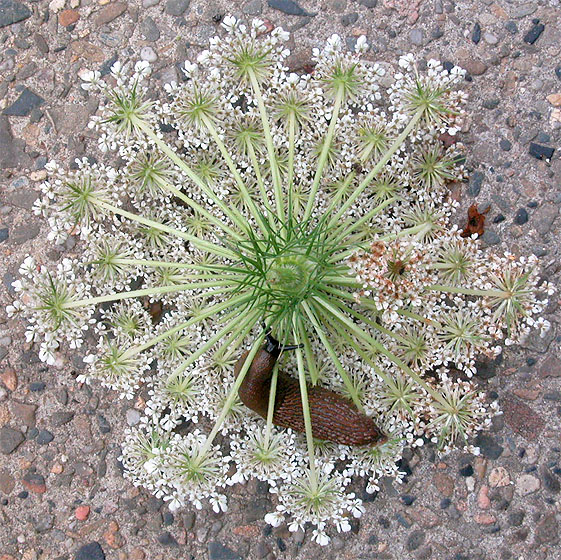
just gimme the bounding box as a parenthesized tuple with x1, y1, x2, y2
(10, 17, 554, 545)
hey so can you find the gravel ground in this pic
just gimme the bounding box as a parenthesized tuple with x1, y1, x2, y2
(1, 0, 561, 559)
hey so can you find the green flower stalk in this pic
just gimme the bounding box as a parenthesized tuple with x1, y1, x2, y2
(10, 17, 554, 545)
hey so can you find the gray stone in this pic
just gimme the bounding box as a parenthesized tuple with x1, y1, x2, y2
(75, 542, 106, 560)
(0, 116, 31, 169)
(341, 12, 358, 26)
(482, 230, 500, 246)
(33, 513, 54, 533)
(0, 228, 7, 242)
(0, 0, 31, 28)
(157, 532, 178, 546)
(469, 170, 485, 196)
(141, 16, 160, 41)
(267, 0, 311, 16)
(540, 465, 560, 494)
(3, 88, 44, 117)
(0, 425, 25, 454)
(95, 2, 127, 25)
(126, 409, 141, 426)
(242, 0, 262, 15)
(406, 530, 425, 551)
(10, 223, 40, 244)
(409, 29, 424, 46)
(37, 429, 54, 445)
(142, 0, 160, 6)
(484, 32, 498, 45)
(50, 411, 75, 426)
(165, 0, 190, 16)
(208, 542, 242, 560)
(10, 402, 37, 427)
(34, 32, 49, 54)
(534, 204, 558, 235)
(511, 4, 536, 19)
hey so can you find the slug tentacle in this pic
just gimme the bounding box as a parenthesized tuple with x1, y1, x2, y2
(235, 335, 387, 446)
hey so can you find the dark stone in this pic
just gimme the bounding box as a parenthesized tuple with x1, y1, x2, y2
(0, 426, 25, 454)
(165, 0, 190, 16)
(341, 12, 358, 26)
(357, 0, 377, 6)
(475, 357, 500, 379)
(0, 228, 8, 242)
(157, 531, 178, 546)
(75, 542, 106, 560)
(36, 430, 54, 445)
(276, 538, 286, 552)
(482, 98, 500, 110)
(483, 230, 500, 246)
(472, 22, 481, 44)
(474, 433, 503, 460)
(208, 542, 242, 560)
(536, 131, 550, 143)
(526, 201, 538, 209)
(141, 16, 160, 41)
(163, 512, 174, 525)
(493, 214, 505, 224)
(0, 0, 31, 28)
(469, 170, 485, 196)
(508, 511, 525, 527)
(395, 513, 412, 528)
(400, 494, 416, 506)
(505, 21, 517, 34)
(523, 23, 544, 45)
(440, 498, 451, 509)
(544, 391, 561, 402)
(556, 66, 561, 82)
(540, 465, 560, 494)
(3, 88, 44, 117)
(29, 382, 46, 392)
(500, 139, 512, 151)
(99, 53, 119, 77)
(514, 208, 528, 225)
(97, 414, 111, 433)
(406, 530, 425, 551)
(529, 143, 554, 161)
(459, 464, 474, 477)
(267, 0, 311, 16)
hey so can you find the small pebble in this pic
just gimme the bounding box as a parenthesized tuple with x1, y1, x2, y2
(140, 46, 158, 63)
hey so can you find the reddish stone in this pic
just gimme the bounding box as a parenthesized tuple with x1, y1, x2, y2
(22, 472, 46, 494)
(233, 524, 260, 538)
(95, 2, 127, 26)
(58, 9, 79, 26)
(477, 485, 491, 509)
(104, 520, 125, 549)
(474, 513, 496, 525)
(501, 392, 545, 440)
(0, 369, 17, 391)
(75, 505, 90, 521)
(433, 472, 454, 497)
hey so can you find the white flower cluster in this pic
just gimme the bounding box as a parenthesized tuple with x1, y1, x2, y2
(10, 17, 554, 545)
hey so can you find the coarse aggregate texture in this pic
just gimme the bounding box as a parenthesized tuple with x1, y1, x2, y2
(0, 1, 560, 559)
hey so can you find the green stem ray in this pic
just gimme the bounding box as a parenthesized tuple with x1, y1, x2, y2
(137, 121, 250, 232)
(312, 296, 450, 408)
(427, 284, 509, 298)
(155, 177, 242, 241)
(303, 87, 344, 222)
(246, 141, 275, 218)
(171, 306, 262, 378)
(198, 332, 266, 458)
(95, 200, 236, 260)
(248, 70, 284, 225)
(327, 109, 424, 228)
(293, 314, 317, 487)
(122, 293, 253, 359)
(66, 281, 244, 309)
(111, 258, 248, 276)
(201, 115, 269, 235)
(300, 300, 363, 411)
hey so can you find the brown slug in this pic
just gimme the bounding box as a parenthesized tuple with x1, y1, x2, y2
(235, 332, 387, 446)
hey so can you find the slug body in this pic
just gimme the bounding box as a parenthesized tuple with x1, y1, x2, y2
(235, 335, 387, 446)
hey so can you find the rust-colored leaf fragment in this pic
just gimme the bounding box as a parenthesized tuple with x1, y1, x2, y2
(460, 204, 488, 237)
